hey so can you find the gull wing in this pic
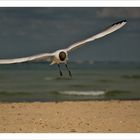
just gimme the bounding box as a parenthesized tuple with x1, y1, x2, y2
(66, 20, 127, 52)
(0, 52, 54, 64)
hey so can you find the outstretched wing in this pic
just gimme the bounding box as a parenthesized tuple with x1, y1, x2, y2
(66, 20, 127, 52)
(0, 52, 54, 64)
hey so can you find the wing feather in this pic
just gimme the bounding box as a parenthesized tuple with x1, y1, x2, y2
(66, 20, 127, 52)
(0, 53, 54, 64)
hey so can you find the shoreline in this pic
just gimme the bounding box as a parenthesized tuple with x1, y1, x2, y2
(0, 100, 140, 133)
(1, 98, 140, 103)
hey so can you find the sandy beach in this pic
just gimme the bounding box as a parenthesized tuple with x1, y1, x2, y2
(0, 100, 140, 133)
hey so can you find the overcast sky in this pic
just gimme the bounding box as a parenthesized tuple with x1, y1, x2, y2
(0, 7, 140, 62)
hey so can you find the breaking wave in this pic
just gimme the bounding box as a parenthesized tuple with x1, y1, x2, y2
(59, 91, 105, 96)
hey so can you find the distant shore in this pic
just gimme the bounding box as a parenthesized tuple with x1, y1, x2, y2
(0, 100, 140, 133)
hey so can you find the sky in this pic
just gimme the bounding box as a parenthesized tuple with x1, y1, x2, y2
(0, 7, 140, 62)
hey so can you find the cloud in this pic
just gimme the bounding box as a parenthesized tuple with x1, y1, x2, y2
(97, 8, 140, 18)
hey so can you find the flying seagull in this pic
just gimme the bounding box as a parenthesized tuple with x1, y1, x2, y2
(0, 20, 127, 77)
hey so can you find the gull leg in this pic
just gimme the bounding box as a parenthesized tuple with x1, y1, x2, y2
(58, 64, 63, 76)
(65, 64, 72, 77)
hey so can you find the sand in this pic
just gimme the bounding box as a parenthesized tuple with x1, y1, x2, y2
(0, 100, 140, 133)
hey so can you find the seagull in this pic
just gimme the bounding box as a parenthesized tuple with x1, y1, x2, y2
(0, 20, 127, 77)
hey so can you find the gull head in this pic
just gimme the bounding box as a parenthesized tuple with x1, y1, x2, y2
(50, 49, 68, 65)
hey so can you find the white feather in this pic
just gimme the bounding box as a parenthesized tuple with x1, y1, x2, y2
(0, 20, 127, 65)
(66, 20, 127, 52)
(0, 53, 53, 64)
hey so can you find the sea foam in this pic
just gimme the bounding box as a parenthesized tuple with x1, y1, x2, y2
(60, 91, 105, 96)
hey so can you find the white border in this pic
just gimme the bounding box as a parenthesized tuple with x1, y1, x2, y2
(0, 1, 140, 139)
(0, 133, 140, 140)
(0, 1, 139, 7)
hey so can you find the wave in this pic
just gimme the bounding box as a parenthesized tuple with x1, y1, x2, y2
(44, 77, 72, 81)
(122, 74, 140, 79)
(59, 91, 105, 96)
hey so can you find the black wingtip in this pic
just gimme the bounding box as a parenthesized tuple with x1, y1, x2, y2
(112, 20, 127, 26)
(122, 19, 127, 23)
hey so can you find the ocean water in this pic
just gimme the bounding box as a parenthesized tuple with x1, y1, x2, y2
(0, 62, 140, 102)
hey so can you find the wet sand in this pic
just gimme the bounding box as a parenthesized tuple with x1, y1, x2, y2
(0, 100, 140, 133)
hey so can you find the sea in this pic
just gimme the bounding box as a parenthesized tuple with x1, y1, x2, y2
(0, 61, 140, 102)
